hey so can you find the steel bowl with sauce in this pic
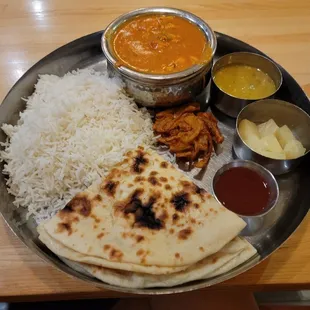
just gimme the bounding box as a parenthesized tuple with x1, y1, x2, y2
(210, 52, 282, 118)
(212, 160, 279, 236)
(233, 99, 310, 175)
(101, 7, 217, 107)
(212, 160, 279, 217)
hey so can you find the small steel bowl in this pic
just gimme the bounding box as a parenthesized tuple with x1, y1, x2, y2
(210, 52, 282, 118)
(212, 160, 279, 236)
(101, 7, 217, 108)
(212, 160, 279, 218)
(233, 99, 310, 175)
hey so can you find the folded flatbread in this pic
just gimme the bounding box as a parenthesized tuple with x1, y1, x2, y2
(38, 225, 188, 274)
(38, 147, 246, 273)
(57, 237, 257, 288)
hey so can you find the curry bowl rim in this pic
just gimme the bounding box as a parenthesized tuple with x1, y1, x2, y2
(101, 7, 217, 82)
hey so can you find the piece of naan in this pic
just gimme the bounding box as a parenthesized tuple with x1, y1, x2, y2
(38, 147, 246, 272)
(60, 237, 257, 288)
(38, 225, 189, 274)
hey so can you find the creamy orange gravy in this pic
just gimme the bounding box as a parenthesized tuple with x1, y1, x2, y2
(112, 14, 212, 74)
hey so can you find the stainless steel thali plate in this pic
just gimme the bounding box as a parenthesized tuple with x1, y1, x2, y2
(0, 31, 309, 295)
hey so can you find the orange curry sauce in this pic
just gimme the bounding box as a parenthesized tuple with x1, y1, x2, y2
(112, 14, 212, 74)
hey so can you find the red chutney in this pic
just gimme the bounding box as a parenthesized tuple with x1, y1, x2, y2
(214, 167, 271, 216)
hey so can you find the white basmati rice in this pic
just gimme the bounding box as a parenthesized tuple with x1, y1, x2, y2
(0, 69, 155, 223)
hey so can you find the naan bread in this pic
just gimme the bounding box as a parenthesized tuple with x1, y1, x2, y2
(62, 237, 257, 288)
(38, 225, 189, 274)
(39, 147, 246, 269)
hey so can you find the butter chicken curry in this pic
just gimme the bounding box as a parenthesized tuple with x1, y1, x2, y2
(112, 14, 212, 74)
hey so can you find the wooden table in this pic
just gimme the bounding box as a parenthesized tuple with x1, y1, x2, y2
(0, 0, 310, 302)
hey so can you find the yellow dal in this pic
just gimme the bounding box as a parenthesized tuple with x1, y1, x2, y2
(213, 64, 276, 100)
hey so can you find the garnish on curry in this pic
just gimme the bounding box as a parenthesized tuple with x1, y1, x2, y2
(112, 14, 212, 74)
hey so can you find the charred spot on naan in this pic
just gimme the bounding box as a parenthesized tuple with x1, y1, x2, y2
(194, 185, 209, 200)
(134, 176, 146, 183)
(172, 213, 180, 223)
(148, 176, 161, 186)
(150, 171, 158, 176)
(116, 189, 164, 230)
(116, 189, 143, 213)
(56, 222, 72, 235)
(61, 195, 92, 217)
(109, 248, 124, 261)
(122, 231, 135, 239)
(72, 216, 79, 223)
(160, 161, 168, 168)
(160, 177, 168, 183)
(180, 180, 191, 188)
(97, 232, 104, 239)
(210, 207, 218, 214)
(165, 184, 172, 190)
(135, 235, 145, 243)
(171, 192, 191, 212)
(94, 194, 102, 202)
(103, 244, 111, 251)
(136, 249, 145, 256)
(107, 168, 124, 180)
(181, 181, 207, 199)
(175, 253, 181, 259)
(132, 150, 149, 173)
(102, 180, 119, 197)
(158, 210, 168, 221)
(136, 249, 150, 264)
(121, 232, 145, 243)
(141, 257, 147, 264)
(178, 227, 193, 240)
(195, 185, 203, 195)
(90, 214, 101, 223)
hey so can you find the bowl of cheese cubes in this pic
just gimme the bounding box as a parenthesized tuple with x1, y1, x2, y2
(233, 99, 310, 175)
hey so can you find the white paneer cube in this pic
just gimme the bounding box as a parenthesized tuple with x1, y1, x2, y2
(244, 135, 264, 153)
(239, 119, 260, 142)
(284, 140, 306, 159)
(261, 134, 283, 153)
(259, 150, 286, 160)
(258, 119, 279, 138)
(275, 125, 296, 148)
